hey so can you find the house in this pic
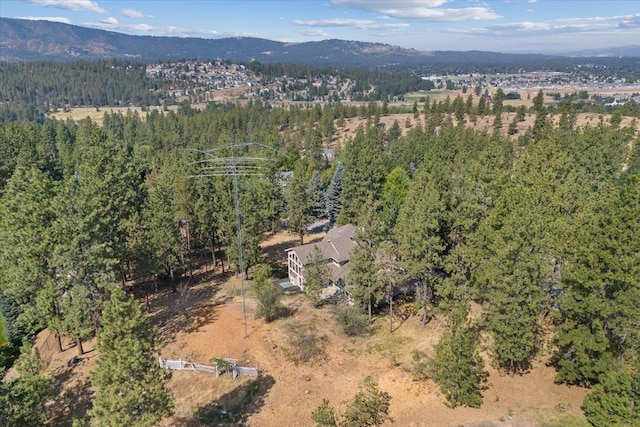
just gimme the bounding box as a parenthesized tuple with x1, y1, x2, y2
(285, 224, 356, 297)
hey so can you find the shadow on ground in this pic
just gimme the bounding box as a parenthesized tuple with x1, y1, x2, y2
(172, 374, 276, 426)
(48, 357, 94, 425)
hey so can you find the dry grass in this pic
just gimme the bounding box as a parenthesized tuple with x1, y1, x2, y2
(36, 229, 590, 427)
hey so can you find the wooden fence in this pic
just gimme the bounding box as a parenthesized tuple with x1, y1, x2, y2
(158, 357, 258, 379)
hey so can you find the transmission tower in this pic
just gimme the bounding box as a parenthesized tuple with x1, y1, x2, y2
(187, 143, 274, 338)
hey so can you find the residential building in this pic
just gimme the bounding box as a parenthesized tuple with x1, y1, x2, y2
(286, 224, 355, 296)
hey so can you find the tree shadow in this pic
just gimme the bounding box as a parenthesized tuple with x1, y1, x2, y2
(47, 358, 94, 425)
(173, 374, 276, 426)
(155, 296, 234, 344)
(138, 268, 237, 344)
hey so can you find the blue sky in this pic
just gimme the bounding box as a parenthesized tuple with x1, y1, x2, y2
(1, 0, 639, 53)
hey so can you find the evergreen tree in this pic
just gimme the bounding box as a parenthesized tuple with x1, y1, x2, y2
(0, 165, 62, 346)
(142, 162, 184, 290)
(90, 286, 173, 427)
(252, 264, 282, 323)
(0, 343, 55, 427)
(582, 361, 640, 427)
(476, 95, 486, 116)
(492, 88, 505, 115)
(342, 376, 392, 427)
(307, 170, 326, 220)
(325, 162, 343, 226)
(432, 305, 485, 408)
(304, 128, 325, 170)
(554, 175, 640, 386)
(347, 225, 384, 323)
(288, 160, 312, 244)
(379, 166, 409, 233)
(395, 167, 446, 325)
(303, 246, 331, 307)
(338, 127, 385, 225)
(474, 189, 544, 376)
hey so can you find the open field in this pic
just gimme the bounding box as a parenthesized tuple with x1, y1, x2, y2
(49, 105, 174, 125)
(41, 230, 590, 427)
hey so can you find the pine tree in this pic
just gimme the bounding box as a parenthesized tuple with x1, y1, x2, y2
(432, 305, 485, 408)
(142, 161, 184, 290)
(342, 376, 392, 427)
(582, 361, 640, 427)
(554, 175, 640, 386)
(288, 160, 311, 244)
(252, 265, 282, 323)
(325, 162, 343, 226)
(395, 167, 446, 325)
(474, 191, 544, 375)
(90, 286, 173, 427)
(303, 246, 331, 307)
(0, 165, 62, 346)
(337, 127, 385, 225)
(307, 170, 326, 220)
(0, 344, 55, 426)
(379, 166, 409, 233)
(347, 225, 384, 323)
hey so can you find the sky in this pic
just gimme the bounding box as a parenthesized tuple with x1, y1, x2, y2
(1, 0, 639, 54)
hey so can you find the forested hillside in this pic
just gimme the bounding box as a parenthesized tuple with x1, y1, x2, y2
(0, 99, 639, 425)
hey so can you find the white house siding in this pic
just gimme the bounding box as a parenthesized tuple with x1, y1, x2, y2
(287, 250, 305, 289)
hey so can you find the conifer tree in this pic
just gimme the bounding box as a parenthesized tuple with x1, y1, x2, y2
(142, 162, 184, 290)
(0, 165, 62, 346)
(91, 286, 173, 427)
(395, 167, 446, 325)
(307, 169, 326, 220)
(347, 225, 382, 323)
(338, 127, 385, 225)
(288, 160, 311, 244)
(582, 359, 640, 427)
(432, 305, 485, 408)
(554, 174, 640, 386)
(379, 166, 409, 233)
(325, 162, 343, 226)
(342, 376, 392, 427)
(0, 344, 55, 427)
(252, 265, 282, 322)
(303, 246, 331, 307)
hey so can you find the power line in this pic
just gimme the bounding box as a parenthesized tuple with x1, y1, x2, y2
(186, 143, 275, 339)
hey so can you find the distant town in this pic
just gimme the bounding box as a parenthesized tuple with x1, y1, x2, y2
(146, 59, 640, 108)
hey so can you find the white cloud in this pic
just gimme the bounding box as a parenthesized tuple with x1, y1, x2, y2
(27, 0, 105, 13)
(14, 16, 72, 24)
(330, 0, 500, 22)
(297, 29, 329, 37)
(449, 13, 640, 37)
(121, 9, 147, 18)
(380, 7, 499, 21)
(293, 18, 409, 30)
(101, 17, 118, 25)
(489, 13, 640, 34)
(332, 0, 450, 8)
(82, 20, 219, 38)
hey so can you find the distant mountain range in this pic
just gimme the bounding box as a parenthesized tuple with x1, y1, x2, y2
(1, 17, 639, 70)
(566, 45, 640, 58)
